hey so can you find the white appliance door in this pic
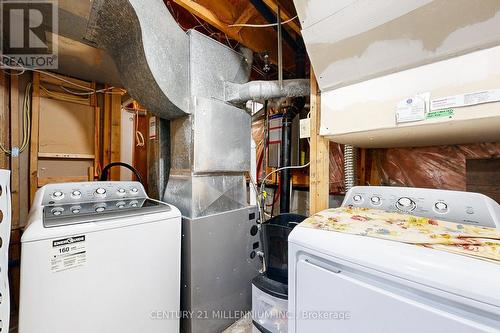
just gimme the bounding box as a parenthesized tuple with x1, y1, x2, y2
(19, 217, 181, 333)
(294, 256, 499, 333)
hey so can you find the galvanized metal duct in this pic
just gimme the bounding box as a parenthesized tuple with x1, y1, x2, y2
(224, 79, 310, 103)
(90, 0, 190, 118)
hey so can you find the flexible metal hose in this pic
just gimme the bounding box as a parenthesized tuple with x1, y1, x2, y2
(344, 145, 357, 192)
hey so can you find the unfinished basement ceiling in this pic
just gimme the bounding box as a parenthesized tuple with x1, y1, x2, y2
(12, 0, 304, 85)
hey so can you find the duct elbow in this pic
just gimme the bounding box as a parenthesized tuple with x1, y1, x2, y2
(224, 79, 310, 104)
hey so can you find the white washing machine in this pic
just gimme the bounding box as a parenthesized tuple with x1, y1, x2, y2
(289, 186, 500, 333)
(19, 181, 181, 333)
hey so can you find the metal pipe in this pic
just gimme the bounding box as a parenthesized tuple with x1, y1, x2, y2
(279, 97, 306, 213)
(279, 112, 293, 213)
(224, 79, 310, 103)
(249, 0, 302, 52)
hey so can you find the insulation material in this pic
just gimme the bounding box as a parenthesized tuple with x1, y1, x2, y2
(373, 142, 500, 190)
(329, 142, 344, 194)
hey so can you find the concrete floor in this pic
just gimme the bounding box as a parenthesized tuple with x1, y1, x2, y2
(222, 315, 254, 333)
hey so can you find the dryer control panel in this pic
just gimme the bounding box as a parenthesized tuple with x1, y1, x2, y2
(343, 186, 500, 228)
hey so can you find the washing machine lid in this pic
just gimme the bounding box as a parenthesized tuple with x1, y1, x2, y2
(289, 226, 500, 308)
(43, 198, 171, 228)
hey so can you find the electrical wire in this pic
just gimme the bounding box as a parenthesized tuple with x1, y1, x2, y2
(0, 82, 32, 155)
(228, 15, 298, 28)
(1, 55, 126, 96)
(40, 84, 90, 104)
(134, 111, 145, 147)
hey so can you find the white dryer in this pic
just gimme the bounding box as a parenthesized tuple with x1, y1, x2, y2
(19, 181, 181, 333)
(289, 186, 500, 333)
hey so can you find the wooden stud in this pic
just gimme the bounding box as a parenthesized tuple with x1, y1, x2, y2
(103, 86, 112, 168)
(0, 71, 9, 170)
(29, 72, 40, 206)
(309, 69, 329, 214)
(94, 106, 101, 178)
(110, 88, 121, 180)
(10, 72, 20, 228)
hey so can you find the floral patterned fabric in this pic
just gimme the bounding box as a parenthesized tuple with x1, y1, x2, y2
(301, 207, 500, 263)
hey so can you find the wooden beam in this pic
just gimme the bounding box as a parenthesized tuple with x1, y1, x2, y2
(309, 69, 329, 214)
(173, 0, 228, 32)
(261, 0, 301, 34)
(110, 88, 121, 180)
(0, 71, 9, 170)
(172, 0, 294, 67)
(232, 4, 258, 34)
(10, 73, 20, 228)
(103, 86, 112, 169)
(29, 72, 40, 206)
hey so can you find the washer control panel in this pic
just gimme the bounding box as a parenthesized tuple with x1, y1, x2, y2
(343, 186, 500, 228)
(41, 181, 146, 206)
(40, 181, 171, 228)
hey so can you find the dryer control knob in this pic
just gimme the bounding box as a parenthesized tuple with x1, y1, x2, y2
(396, 197, 415, 211)
(434, 202, 448, 213)
(117, 188, 126, 196)
(370, 196, 382, 205)
(130, 188, 139, 195)
(353, 195, 363, 203)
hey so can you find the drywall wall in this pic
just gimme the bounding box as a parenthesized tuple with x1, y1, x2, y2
(320, 45, 500, 147)
(295, 0, 500, 91)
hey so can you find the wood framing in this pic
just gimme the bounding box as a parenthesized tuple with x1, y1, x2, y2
(172, 0, 295, 67)
(10, 73, 20, 227)
(0, 71, 9, 170)
(29, 72, 40, 205)
(261, 0, 301, 34)
(309, 70, 329, 214)
(30, 72, 98, 202)
(102, 87, 112, 168)
(110, 88, 122, 180)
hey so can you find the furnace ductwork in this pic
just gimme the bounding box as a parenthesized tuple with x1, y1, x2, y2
(224, 79, 310, 104)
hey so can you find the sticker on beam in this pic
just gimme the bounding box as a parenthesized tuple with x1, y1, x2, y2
(430, 89, 500, 111)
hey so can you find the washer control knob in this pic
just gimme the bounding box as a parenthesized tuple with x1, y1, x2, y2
(116, 201, 126, 209)
(434, 202, 448, 213)
(353, 195, 363, 203)
(396, 197, 415, 211)
(52, 191, 64, 200)
(71, 206, 81, 214)
(130, 187, 139, 195)
(370, 196, 382, 205)
(71, 190, 82, 199)
(129, 200, 139, 207)
(94, 204, 106, 212)
(51, 207, 64, 216)
(95, 188, 107, 198)
(117, 188, 126, 196)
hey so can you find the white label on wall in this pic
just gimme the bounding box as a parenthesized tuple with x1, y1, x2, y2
(300, 118, 311, 139)
(430, 89, 500, 111)
(149, 116, 157, 139)
(395, 93, 429, 123)
(51, 235, 87, 273)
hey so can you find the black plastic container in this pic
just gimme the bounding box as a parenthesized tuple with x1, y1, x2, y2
(262, 213, 306, 284)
